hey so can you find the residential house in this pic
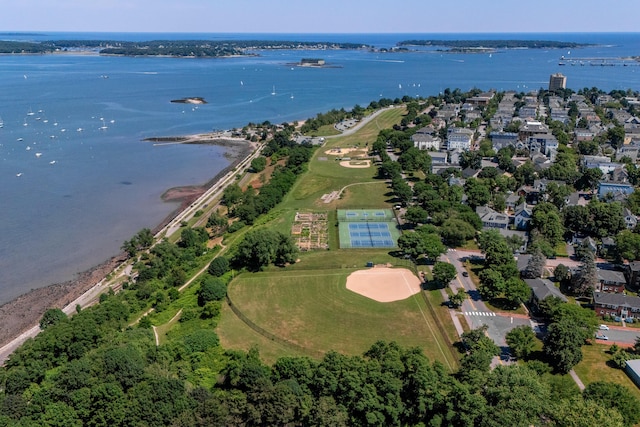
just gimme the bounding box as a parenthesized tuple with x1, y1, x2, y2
(625, 261, 640, 290)
(596, 269, 627, 293)
(519, 120, 549, 141)
(575, 129, 596, 142)
(593, 292, 640, 320)
(429, 151, 448, 165)
(505, 193, 521, 211)
(625, 359, 640, 389)
(412, 134, 441, 151)
(616, 145, 639, 162)
(467, 92, 495, 106)
(513, 203, 533, 230)
(476, 206, 509, 229)
(447, 127, 474, 151)
(519, 105, 539, 119)
(623, 207, 638, 230)
(598, 182, 634, 199)
(524, 278, 568, 312)
(437, 104, 461, 122)
(489, 131, 519, 151)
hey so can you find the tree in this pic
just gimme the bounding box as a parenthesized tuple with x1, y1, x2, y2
(449, 290, 467, 308)
(397, 232, 425, 259)
(250, 156, 267, 172)
(551, 397, 624, 427)
(464, 178, 491, 209)
(432, 262, 457, 286)
(421, 233, 447, 261)
(543, 319, 585, 373)
(208, 256, 230, 277)
(233, 229, 296, 270)
(503, 277, 530, 308)
(40, 308, 67, 329)
(460, 325, 500, 373)
(505, 325, 535, 359)
(570, 251, 598, 296)
(553, 263, 571, 282)
(440, 218, 476, 247)
(522, 248, 545, 279)
(583, 382, 640, 426)
(198, 276, 227, 305)
(607, 125, 626, 149)
(531, 202, 564, 247)
(615, 230, 640, 261)
(403, 206, 429, 225)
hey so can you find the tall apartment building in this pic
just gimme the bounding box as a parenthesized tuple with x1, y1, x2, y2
(549, 73, 567, 91)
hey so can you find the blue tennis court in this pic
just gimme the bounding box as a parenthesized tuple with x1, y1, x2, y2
(339, 221, 399, 248)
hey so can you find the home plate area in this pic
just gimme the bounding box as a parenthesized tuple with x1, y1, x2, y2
(345, 267, 421, 303)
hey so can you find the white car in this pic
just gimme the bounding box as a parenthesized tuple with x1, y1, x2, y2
(599, 324, 610, 330)
(595, 334, 609, 340)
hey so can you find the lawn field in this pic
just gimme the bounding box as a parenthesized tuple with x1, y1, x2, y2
(220, 268, 458, 370)
(573, 343, 640, 401)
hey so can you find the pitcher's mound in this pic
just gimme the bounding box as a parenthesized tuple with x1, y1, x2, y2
(346, 267, 421, 302)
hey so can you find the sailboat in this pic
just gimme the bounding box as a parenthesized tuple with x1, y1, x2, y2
(26, 108, 34, 116)
(0, 117, 3, 128)
(99, 119, 108, 130)
(271, 85, 276, 95)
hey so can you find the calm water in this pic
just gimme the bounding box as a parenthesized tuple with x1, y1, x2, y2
(0, 32, 639, 304)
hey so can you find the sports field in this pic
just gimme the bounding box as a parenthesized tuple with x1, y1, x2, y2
(221, 268, 458, 369)
(337, 208, 400, 248)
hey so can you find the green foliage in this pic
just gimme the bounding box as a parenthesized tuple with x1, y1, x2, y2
(505, 325, 536, 359)
(39, 308, 67, 330)
(432, 261, 458, 286)
(197, 276, 227, 306)
(250, 156, 267, 173)
(233, 229, 298, 271)
(183, 329, 220, 353)
(583, 381, 640, 426)
(208, 256, 230, 277)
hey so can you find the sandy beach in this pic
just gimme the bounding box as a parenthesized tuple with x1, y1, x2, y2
(0, 135, 254, 350)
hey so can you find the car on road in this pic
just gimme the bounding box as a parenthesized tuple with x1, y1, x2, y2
(595, 333, 609, 340)
(599, 324, 610, 330)
(462, 271, 469, 277)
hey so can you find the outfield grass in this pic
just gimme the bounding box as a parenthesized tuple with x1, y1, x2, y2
(573, 343, 640, 401)
(220, 268, 458, 370)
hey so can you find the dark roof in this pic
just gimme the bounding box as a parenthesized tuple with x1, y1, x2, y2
(597, 269, 626, 284)
(524, 278, 568, 303)
(593, 292, 640, 309)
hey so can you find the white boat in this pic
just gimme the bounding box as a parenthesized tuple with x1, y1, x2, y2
(99, 119, 108, 130)
(0, 116, 3, 128)
(16, 173, 23, 177)
(35, 152, 42, 158)
(26, 108, 34, 116)
(26, 146, 31, 151)
(49, 160, 56, 165)
(77, 128, 83, 132)
(271, 85, 276, 95)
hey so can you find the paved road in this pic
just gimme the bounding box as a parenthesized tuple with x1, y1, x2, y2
(442, 250, 531, 363)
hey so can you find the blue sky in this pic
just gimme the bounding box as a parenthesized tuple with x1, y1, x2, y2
(2, 0, 639, 33)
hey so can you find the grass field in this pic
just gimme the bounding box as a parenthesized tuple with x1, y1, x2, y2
(573, 343, 640, 401)
(217, 106, 460, 369)
(221, 268, 458, 370)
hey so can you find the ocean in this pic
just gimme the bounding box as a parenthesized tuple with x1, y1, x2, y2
(1, 32, 639, 304)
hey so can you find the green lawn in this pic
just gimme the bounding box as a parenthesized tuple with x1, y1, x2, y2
(573, 343, 640, 401)
(219, 267, 458, 370)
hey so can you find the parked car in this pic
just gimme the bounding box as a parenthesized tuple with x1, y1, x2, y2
(614, 316, 622, 322)
(599, 324, 610, 330)
(625, 318, 635, 324)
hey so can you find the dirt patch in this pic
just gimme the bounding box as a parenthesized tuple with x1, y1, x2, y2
(339, 160, 371, 168)
(346, 267, 421, 303)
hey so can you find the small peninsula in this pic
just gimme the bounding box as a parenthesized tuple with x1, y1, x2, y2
(397, 39, 592, 52)
(0, 39, 370, 57)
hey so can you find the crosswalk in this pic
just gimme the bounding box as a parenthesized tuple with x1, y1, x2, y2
(463, 311, 496, 317)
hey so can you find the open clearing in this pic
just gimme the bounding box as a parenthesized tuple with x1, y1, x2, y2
(222, 267, 457, 369)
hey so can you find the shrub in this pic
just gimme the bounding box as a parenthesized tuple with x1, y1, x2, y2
(208, 257, 230, 277)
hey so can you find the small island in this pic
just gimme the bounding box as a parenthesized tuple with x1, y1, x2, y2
(170, 97, 207, 105)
